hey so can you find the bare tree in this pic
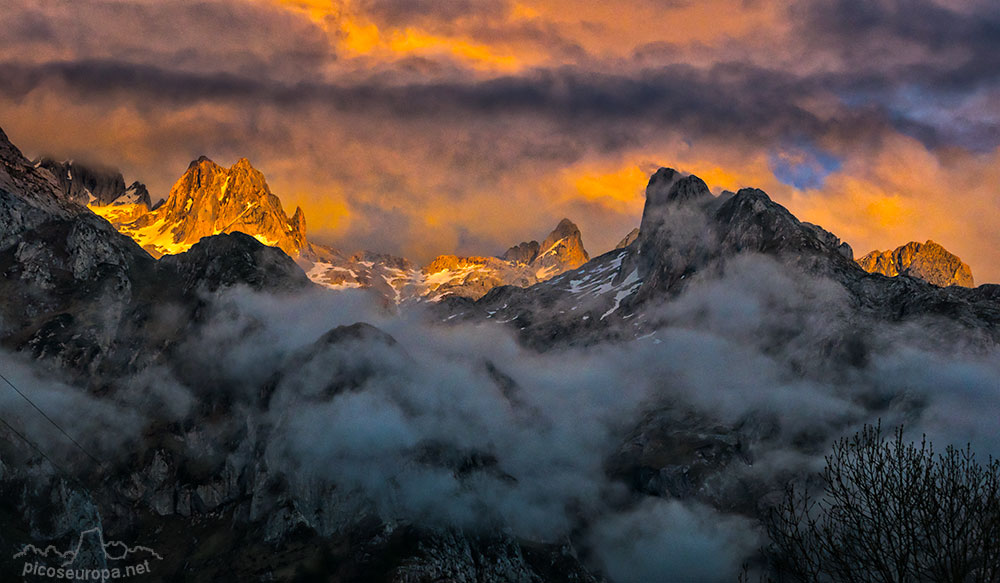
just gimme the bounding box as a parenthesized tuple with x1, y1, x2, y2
(765, 423, 1000, 583)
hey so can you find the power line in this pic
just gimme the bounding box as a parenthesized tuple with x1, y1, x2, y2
(0, 412, 76, 480)
(0, 371, 103, 467)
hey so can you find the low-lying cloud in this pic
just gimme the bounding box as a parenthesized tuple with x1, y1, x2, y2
(27, 250, 982, 580)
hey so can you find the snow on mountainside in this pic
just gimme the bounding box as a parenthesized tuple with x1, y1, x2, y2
(300, 218, 590, 301)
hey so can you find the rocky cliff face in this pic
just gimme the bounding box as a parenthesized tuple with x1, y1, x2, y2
(113, 157, 307, 258)
(37, 158, 153, 208)
(858, 240, 974, 287)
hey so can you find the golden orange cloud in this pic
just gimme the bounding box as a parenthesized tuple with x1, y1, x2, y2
(272, 0, 527, 71)
(269, 0, 789, 74)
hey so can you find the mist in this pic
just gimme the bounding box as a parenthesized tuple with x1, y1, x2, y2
(114, 252, 998, 579)
(2, 247, 997, 581)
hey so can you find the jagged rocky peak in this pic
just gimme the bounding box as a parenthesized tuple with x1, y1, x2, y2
(535, 218, 589, 271)
(643, 167, 713, 209)
(35, 158, 152, 209)
(636, 168, 715, 281)
(112, 155, 308, 258)
(637, 169, 713, 252)
(503, 240, 540, 264)
(858, 240, 974, 287)
(624, 169, 858, 301)
(124, 181, 153, 208)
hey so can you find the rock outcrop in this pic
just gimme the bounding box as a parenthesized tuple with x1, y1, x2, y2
(858, 240, 974, 287)
(37, 158, 154, 209)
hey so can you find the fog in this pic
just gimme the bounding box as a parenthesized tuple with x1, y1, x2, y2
(1, 252, 998, 581)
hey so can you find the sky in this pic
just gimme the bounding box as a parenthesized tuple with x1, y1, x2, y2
(1, 0, 999, 281)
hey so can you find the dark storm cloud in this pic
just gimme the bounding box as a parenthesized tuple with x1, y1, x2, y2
(0, 57, 899, 150)
(0, 0, 333, 79)
(4, 0, 999, 153)
(796, 0, 1000, 70)
(791, 0, 1000, 149)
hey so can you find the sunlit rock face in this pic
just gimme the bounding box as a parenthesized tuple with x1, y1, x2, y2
(418, 218, 590, 300)
(37, 158, 152, 209)
(858, 240, 974, 287)
(534, 217, 590, 274)
(113, 156, 307, 258)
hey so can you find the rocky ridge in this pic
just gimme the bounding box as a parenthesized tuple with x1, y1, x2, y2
(303, 218, 591, 301)
(858, 240, 974, 287)
(81, 154, 593, 302)
(36, 158, 153, 209)
(457, 168, 998, 351)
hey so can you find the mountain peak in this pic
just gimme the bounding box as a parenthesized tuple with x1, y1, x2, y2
(542, 218, 582, 246)
(231, 157, 257, 172)
(110, 156, 308, 258)
(188, 155, 218, 170)
(536, 217, 589, 273)
(643, 167, 712, 209)
(503, 241, 541, 264)
(36, 158, 154, 211)
(858, 240, 974, 287)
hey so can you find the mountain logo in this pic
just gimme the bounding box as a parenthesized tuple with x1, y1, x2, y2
(14, 527, 162, 581)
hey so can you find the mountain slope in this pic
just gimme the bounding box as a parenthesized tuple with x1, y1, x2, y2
(858, 240, 974, 287)
(0, 127, 314, 378)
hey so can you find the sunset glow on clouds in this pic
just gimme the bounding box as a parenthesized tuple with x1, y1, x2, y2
(2, 0, 999, 280)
